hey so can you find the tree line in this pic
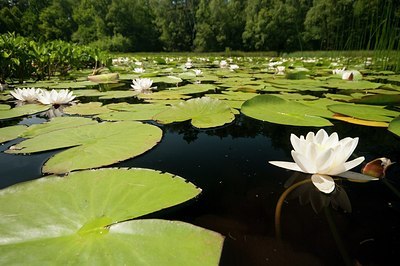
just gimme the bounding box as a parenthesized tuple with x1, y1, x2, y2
(1, 0, 399, 53)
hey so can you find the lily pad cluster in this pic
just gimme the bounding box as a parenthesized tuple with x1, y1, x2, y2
(1, 54, 400, 263)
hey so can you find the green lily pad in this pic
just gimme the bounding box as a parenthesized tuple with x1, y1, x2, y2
(97, 103, 168, 121)
(21, 117, 97, 138)
(0, 168, 224, 265)
(154, 97, 235, 128)
(138, 91, 191, 100)
(388, 116, 400, 137)
(241, 95, 333, 127)
(171, 83, 216, 95)
(98, 90, 138, 99)
(0, 104, 50, 120)
(49, 80, 99, 89)
(327, 103, 399, 122)
(0, 125, 27, 143)
(351, 94, 400, 105)
(88, 73, 119, 83)
(6, 121, 163, 174)
(63, 102, 112, 116)
(152, 76, 183, 84)
(324, 80, 383, 90)
(72, 89, 105, 98)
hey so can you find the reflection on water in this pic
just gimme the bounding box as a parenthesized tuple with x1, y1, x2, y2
(0, 114, 399, 265)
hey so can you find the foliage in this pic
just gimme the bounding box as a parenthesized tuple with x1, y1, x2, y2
(0, 33, 111, 82)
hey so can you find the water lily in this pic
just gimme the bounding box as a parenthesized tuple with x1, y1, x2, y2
(185, 61, 193, 69)
(10, 88, 43, 103)
(219, 60, 228, 68)
(131, 78, 155, 93)
(361, 157, 393, 178)
(134, 67, 145, 73)
(229, 64, 239, 71)
(37, 89, 76, 105)
(193, 69, 203, 76)
(275, 66, 285, 75)
(269, 129, 365, 194)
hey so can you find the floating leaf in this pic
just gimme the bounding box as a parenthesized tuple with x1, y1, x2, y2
(98, 90, 138, 99)
(63, 102, 112, 116)
(97, 103, 168, 121)
(333, 114, 389, 127)
(351, 94, 400, 105)
(0, 168, 224, 265)
(170, 83, 216, 94)
(0, 104, 50, 120)
(87, 73, 119, 83)
(241, 95, 333, 127)
(6, 121, 162, 174)
(154, 97, 235, 128)
(21, 117, 97, 138)
(388, 116, 400, 137)
(328, 103, 399, 122)
(0, 125, 27, 143)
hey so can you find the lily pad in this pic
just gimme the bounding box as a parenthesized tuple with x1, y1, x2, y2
(241, 95, 333, 127)
(97, 103, 168, 121)
(328, 103, 399, 122)
(170, 83, 217, 95)
(20, 117, 97, 138)
(154, 97, 235, 128)
(0, 125, 27, 143)
(63, 102, 112, 116)
(6, 121, 163, 174)
(388, 116, 400, 137)
(0, 104, 50, 120)
(0, 168, 224, 265)
(88, 73, 119, 83)
(333, 114, 389, 127)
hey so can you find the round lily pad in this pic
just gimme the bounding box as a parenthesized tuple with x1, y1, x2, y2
(154, 97, 236, 128)
(241, 95, 333, 127)
(0, 168, 224, 265)
(0, 125, 27, 143)
(0, 104, 50, 120)
(6, 121, 163, 174)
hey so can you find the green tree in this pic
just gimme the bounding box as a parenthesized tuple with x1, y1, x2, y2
(39, 0, 76, 41)
(151, 0, 198, 51)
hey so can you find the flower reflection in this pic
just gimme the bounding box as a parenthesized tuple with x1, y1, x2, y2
(284, 172, 352, 213)
(40, 105, 66, 118)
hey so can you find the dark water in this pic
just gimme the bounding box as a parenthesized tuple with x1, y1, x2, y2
(1, 114, 400, 265)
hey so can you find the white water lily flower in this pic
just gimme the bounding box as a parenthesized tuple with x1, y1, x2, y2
(131, 78, 154, 93)
(185, 61, 193, 69)
(134, 67, 145, 73)
(229, 64, 239, 71)
(275, 66, 285, 75)
(332, 67, 346, 75)
(219, 60, 228, 68)
(269, 129, 365, 194)
(10, 88, 43, 103)
(37, 89, 76, 105)
(193, 69, 203, 76)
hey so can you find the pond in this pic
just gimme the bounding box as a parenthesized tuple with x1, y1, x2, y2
(1, 56, 400, 265)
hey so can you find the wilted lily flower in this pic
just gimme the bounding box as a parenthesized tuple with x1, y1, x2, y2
(342, 70, 355, 80)
(131, 78, 155, 93)
(269, 129, 365, 194)
(10, 88, 43, 103)
(362, 157, 393, 179)
(37, 89, 76, 105)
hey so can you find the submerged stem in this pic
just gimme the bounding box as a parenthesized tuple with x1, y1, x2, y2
(324, 207, 353, 266)
(274, 179, 311, 240)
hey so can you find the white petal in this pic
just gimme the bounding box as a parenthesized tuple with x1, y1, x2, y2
(290, 134, 301, 151)
(315, 148, 335, 173)
(329, 156, 365, 176)
(292, 150, 316, 173)
(324, 132, 339, 148)
(269, 161, 303, 172)
(305, 131, 315, 142)
(311, 174, 335, 194)
(315, 129, 328, 144)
